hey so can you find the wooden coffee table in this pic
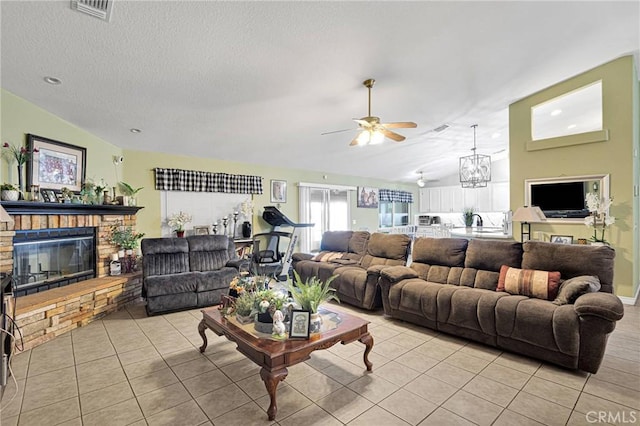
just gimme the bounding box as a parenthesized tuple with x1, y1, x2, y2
(198, 306, 373, 421)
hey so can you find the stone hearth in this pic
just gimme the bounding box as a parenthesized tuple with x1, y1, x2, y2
(0, 202, 144, 350)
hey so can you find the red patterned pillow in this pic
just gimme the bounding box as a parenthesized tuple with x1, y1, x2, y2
(497, 265, 561, 301)
(312, 251, 344, 262)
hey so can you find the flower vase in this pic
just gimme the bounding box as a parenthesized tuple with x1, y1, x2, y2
(309, 312, 322, 334)
(242, 221, 252, 238)
(17, 164, 24, 199)
(176, 230, 185, 238)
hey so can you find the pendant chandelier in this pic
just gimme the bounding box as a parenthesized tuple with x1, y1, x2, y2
(459, 124, 491, 188)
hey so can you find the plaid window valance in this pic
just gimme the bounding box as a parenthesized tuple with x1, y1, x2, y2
(379, 189, 413, 203)
(154, 168, 263, 194)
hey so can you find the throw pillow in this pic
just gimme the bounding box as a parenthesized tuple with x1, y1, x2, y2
(312, 251, 344, 262)
(498, 265, 561, 301)
(553, 275, 601, 305)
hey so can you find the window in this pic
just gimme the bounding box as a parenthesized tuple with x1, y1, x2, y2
(298, 184, 353, 253)
(379, 201, 410, 228)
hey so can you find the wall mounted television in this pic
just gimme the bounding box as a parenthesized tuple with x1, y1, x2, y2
(525, 174, 609, 222)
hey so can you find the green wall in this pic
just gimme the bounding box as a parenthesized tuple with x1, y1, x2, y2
(1, 89, 124, 187)
(122, 149, 417, 239)
(509, 56, 639, 298)
(1, 88, 417, 240)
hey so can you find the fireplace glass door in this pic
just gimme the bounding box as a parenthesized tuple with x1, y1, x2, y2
(13, 228, 96, 295)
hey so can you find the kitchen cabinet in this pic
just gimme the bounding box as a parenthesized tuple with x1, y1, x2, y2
(419, 182, 510, 213)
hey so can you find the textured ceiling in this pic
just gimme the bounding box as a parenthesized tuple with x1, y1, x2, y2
(1, 1, 638, 184)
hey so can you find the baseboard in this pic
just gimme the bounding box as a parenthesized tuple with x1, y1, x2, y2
(618, 285, 640, 305)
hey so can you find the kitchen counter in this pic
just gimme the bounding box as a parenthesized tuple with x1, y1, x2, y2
(449, 227, 514, 240)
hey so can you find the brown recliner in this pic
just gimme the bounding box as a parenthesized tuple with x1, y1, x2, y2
(378, 238, 624, 373)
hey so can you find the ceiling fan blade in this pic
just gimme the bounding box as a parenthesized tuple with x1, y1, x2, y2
(380, 128, 406, 142)
(349, 134, 361, 146)
(381, 121, 417, 129)
(321, 128, 353, 135)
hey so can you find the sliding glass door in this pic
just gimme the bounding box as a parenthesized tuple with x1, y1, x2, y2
(299, 185, 351, 253)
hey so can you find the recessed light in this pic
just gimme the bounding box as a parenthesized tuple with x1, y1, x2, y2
(551, 109, 562, 116)
(43, 76, 62, 85)
(567, 124, 577, 129)
(130, 128, 142, 133)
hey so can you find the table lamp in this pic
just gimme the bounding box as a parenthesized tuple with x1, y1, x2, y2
(512, 206, 546, 242)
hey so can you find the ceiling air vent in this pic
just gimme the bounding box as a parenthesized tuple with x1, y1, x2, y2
(71, 0, 113, 22)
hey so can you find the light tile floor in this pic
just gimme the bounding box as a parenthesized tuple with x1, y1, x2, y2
(1, 301, 638, 426)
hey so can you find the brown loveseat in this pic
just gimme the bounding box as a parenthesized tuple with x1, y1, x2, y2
(378, 238, 624, 373)
(293, 231, 411, 310)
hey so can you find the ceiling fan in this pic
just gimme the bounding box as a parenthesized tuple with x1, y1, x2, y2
(323, 78, 417, 146)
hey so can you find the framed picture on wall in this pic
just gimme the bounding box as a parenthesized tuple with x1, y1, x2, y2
(26, 134, 86, 192)
(357, 187, 379, 208)
(270, 180, 287, 203)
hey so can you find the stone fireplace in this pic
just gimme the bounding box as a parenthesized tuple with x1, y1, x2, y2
(0, 202, 144, 350)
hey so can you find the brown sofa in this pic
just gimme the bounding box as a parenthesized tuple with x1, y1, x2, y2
(293, 231, 411, 310)
(378, 238, 624, 373)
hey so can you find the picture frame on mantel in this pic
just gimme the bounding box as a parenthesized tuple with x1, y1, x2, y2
(26, 134, 86, 192)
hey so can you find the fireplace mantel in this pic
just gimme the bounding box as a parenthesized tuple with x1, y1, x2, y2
(0, 201, 143, 216)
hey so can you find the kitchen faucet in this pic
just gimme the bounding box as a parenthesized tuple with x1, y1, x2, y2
(472, 214, 483, 227)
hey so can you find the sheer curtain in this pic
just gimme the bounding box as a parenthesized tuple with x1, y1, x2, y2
(298, 183, 353, 253)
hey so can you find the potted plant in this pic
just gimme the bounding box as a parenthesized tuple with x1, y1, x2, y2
(168, 211, 192, 237)
(288, 271, 339, 334)
(462, 207, 475, 228)
(109, 224, 145, 253)
(2, 141, 38, 196)
(584, 193, 615, 245)
(234, 291, 256, 324)
(1, 183, 19, 201)
(118, 182, 143, 206)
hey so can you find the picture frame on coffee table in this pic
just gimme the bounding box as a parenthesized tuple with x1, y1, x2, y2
(289, 310, 310, 339)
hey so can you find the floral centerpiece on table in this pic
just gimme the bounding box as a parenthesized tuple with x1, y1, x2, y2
(168, 211, 192, 236)
(229, 274, 258, 297)
(2, 141, 39, 193)
(251, 288, 287, 333)
(584, 192, 615, 244)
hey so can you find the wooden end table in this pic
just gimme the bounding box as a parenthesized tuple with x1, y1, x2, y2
(198, 307, 373, 421)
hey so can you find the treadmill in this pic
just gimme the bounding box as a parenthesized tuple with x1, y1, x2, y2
(259, 206, 313, 281)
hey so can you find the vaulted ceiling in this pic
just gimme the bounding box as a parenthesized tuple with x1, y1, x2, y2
(1, 1, 638, 184)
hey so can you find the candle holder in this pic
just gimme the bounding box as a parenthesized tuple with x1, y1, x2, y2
(212, 222, 218, 235)
(222, 216, 228, 236)
(233, 211, 239, 239)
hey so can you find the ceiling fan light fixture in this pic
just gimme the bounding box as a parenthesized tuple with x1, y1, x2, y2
(417, 171, 426, 187)
(356, 130, 370, 146)
(459, 124, 491, 188)
(369, 130, 385, 145)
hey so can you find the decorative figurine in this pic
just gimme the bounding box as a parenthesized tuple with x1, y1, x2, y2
(272, 310, 286, 337)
